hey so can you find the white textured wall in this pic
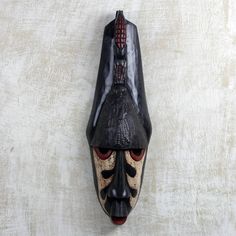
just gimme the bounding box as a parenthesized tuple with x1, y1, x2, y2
(0, 0, 236, 235)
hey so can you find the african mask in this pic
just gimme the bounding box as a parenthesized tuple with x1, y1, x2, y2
(86, 11, 152, 225)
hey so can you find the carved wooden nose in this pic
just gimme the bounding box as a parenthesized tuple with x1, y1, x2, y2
(107, 151, 131, 199)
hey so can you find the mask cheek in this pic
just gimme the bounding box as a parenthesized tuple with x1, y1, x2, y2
(125, 150, 146, 208)
(92, 149, 116, 212)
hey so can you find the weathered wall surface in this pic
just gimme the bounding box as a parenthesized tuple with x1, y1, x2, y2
(0, 0, 236, 235)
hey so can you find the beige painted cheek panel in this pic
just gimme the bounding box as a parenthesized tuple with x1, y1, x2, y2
(92, 150, 116, 210)
(125, 150, 146, 208)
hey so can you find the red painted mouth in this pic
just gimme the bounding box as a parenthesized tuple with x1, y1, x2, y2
(111, 216, 127, 225)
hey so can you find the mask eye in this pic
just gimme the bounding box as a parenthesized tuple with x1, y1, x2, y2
(94, 147, 112, 160)
(130, 149, 145, 161)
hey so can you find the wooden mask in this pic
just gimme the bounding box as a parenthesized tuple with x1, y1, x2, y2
(86, 11, 152, 225)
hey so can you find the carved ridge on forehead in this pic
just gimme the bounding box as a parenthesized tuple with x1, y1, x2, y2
(115, 10, 127, 49)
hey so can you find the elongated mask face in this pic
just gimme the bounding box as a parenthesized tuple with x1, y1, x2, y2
(86, 11, 152, 225)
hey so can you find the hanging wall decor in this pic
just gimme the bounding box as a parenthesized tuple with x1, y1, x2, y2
(86, 11, 152, 225)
